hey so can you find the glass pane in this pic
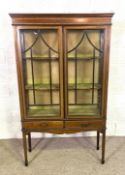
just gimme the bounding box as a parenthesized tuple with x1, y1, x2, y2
(20, 29, 60, 118)
(66, 29, 104, 116)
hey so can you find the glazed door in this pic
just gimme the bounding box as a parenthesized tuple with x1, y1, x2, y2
(64, 27, 104, 118)
(20, 27, 63, 119)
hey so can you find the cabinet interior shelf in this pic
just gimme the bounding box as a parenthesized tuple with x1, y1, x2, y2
(28, 104, 99, 117)
(25, 83, 101, 91)
(23, 57, 59, 61)
(68, 56, 100, 61)
(25, 83, 59, 90)
(23, 55, 100, 61)
(68, 104, 99, 115)
(28, 105, 60, 117)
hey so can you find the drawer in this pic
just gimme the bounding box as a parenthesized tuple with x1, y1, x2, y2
(23, 121, 63, 130)
(65, 120, 104, 131)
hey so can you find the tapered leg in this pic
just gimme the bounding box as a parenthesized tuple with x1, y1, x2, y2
(22, 131, 28, 166)
(97, 131, 100, 150)
(101, 129, 106, 164)
(28, 133, 32, 152)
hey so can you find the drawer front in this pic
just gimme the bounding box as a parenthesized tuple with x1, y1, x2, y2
(23, 121, 63, 130)
(65, 120, 104, 131)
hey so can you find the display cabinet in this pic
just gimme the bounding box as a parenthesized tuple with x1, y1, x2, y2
(10, 13, 113, 166)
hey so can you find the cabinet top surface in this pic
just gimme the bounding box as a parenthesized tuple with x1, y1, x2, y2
(9, 13, 114, 18)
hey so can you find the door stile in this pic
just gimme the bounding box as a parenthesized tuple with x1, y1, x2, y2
(58, 26, 64, 119)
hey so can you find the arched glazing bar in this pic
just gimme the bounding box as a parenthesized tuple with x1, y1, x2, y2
(67, 32, 85, 53)
(40, 34, 59, 54)
(23, 30, 59, 54)
(85, 31, 103, 53)
(23, 30, 41, 53)
(67, 30, 103, 54)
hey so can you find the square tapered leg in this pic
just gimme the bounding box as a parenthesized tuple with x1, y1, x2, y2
(22, 131, 28, 166)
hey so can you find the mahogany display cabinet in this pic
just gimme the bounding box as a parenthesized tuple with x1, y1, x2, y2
(10, 13, 113, 166)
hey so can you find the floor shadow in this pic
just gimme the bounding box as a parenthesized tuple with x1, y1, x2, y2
(29, 136, 101, 164)
(29, 137, 55, 164)
(74, 136, 96, 149)
(73, 137, 100, 161)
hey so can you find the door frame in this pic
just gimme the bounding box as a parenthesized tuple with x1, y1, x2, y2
(63, 25, 111, 119)
(14, 25, 64, 120)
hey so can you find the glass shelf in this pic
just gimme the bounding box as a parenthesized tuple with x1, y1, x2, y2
(24, 55, 99, 61)
(23, 56, 59, 61)
(68, 83, 101, 90)
(68, 53, 99, 60)
(25, 83, 59, 90)
(25, 83, 101, 91)
(68, 53, 100, 59)
(28, 105, 59, 117)
(68, 104, 99, 116)
(68, 57, 99, 61)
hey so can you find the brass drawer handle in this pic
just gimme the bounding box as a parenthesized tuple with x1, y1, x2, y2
(80, 123, 90, 128)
